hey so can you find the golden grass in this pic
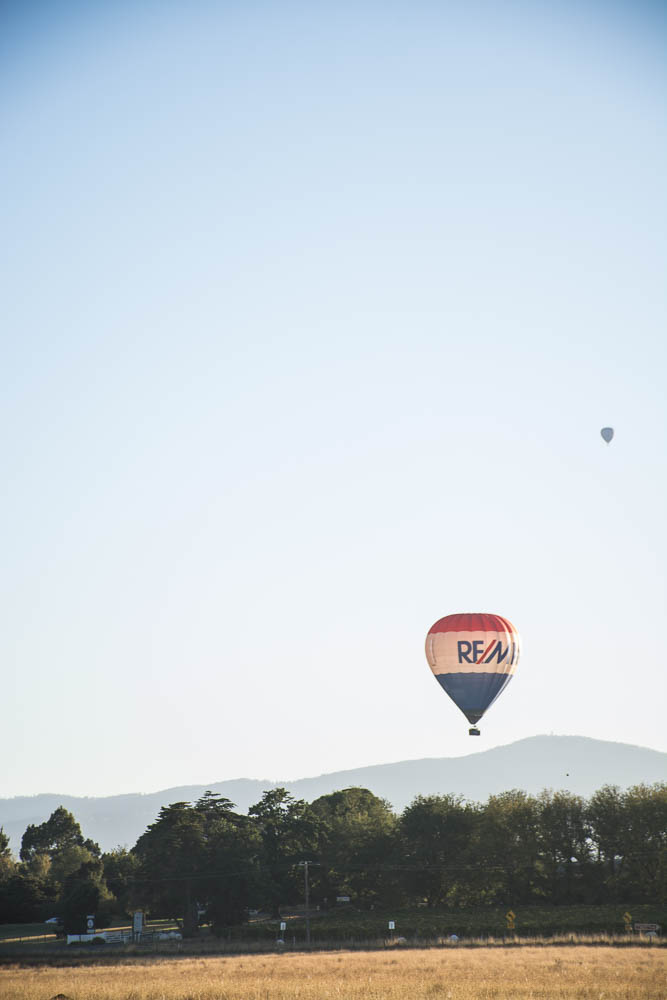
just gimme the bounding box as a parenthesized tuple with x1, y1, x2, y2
(1, 946, 665, 1000)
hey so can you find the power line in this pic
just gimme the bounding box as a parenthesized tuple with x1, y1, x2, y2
(119, 849, 666, 886)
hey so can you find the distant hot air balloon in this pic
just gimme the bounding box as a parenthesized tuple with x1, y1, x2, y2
(425, 613, 520, 736)
(600, 427, 614, 444)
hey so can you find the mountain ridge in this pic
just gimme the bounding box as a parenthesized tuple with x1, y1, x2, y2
(1, 735, 664, 853)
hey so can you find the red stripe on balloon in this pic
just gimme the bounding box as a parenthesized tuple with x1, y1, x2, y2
(477, 640, 496, 664)
(427, 613, 517, 635)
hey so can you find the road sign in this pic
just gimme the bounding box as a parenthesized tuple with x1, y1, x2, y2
(623, 912, 632, 931)
(86, 915, 95, 933)
(505, 910, 516, 930)
(388, 920, 395, 930)
(280, 921, 287, 931)
(635, 923, 660, 934)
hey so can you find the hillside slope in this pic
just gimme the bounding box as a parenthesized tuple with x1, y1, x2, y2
(1, 735, 664, 852)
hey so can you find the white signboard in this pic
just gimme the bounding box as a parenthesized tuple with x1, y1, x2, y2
(280, 921, 287, 931)
(86, 915, 95, 932)
(103, 931, 125, 944)
(133, 911, 144, 933)
(388, 920, 395, 930)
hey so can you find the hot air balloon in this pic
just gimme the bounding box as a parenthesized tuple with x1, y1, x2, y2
(600, 427, 614, 444)
(425, 613, 520, 736)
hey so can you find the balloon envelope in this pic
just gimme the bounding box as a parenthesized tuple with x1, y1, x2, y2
(425, 612, 520, 726)
(601, 427, 614, 443)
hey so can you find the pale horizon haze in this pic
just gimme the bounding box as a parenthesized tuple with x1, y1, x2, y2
(2, 0, 666, 799)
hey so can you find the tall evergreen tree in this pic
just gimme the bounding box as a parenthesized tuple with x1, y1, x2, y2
(249, 788, 316, 917)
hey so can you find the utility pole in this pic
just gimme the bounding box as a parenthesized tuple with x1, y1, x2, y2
(304, 861, 310, 945)
(298, 861, 318, 945)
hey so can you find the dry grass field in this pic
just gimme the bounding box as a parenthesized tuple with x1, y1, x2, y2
(0, 946, 664, 1000)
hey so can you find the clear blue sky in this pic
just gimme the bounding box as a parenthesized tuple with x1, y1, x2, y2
(2, 0, 666, 798)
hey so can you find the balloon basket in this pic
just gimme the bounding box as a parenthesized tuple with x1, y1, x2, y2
(468, 727, 481, 736)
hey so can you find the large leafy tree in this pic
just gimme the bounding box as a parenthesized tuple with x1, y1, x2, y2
(19, 807, 101, 900)
(133, 793, 261, 935)
(133, 801, 208, 935)
(587, 785, 626, 900)
(249, 788, 317, 916)
(20, 806, 99, 863)
(102, 847, 141, 916)
(0, 872, 53, 923)
(619, 783, 667, 901)
(60, 858, 114, 933)
(198, 795, 262, 931)
(310, 787, 397, 908)
(538, 790, 592, 903)
(49, 844, 101, 891)
(399, 794, 478, 908)
(475, 790, 542, 905)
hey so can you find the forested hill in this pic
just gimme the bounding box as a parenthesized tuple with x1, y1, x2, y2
(1, 735, 664, 853)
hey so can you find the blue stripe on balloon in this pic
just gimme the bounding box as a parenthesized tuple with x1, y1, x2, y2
(435, 672, 513, 724)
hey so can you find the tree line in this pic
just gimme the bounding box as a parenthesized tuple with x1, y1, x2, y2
(0, 783, 664, 934)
